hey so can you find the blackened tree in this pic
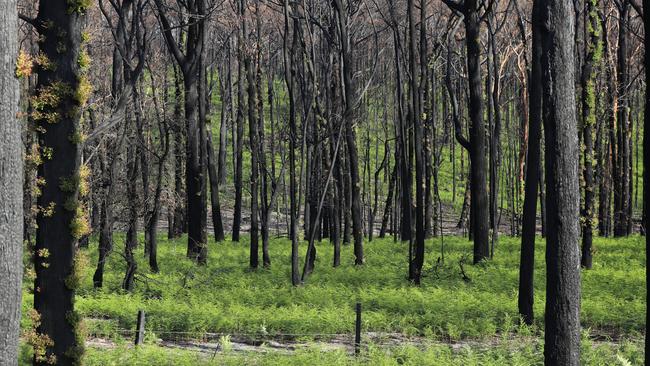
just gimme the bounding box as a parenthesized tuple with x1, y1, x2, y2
(518, 0, 543, 326)
(442, 0, 491, 264)
(154, 0, 209, 263)
(23, 0, 90, 363)
(540, 0, 582, 363)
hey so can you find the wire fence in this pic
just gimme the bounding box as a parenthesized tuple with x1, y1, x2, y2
(89, 328, 352, 340)
(86, 303, 366, 355)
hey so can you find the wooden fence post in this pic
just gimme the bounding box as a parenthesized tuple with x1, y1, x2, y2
(355, 302, 361, 356)
(135, 310, 145, 346)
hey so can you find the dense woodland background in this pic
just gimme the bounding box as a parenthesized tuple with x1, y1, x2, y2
(0, 0, 649, 364)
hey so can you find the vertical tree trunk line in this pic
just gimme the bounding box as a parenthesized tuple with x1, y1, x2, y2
(580, 0, 602, 269)
(32, 1, 87, 363)
(0, 0, 21, 362)
(642, 0, 650, 362)
(334, 0, 364, 265)
(243, 0, 260, 269)
(283, 0, 301, 285)
(614, 0, 632, 237)
(154, 0, 209, 263)
(540, 0, 582, 362)
(518, 0, 543, 326)
(442, 0, 490, 264)
(232, 10, 246, 242)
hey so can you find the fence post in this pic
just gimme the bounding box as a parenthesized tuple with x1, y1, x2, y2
(355, 302, 361, 356)
(135, 310, 145, 346)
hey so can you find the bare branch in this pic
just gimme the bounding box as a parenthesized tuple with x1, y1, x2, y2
(441, 0, 464, 14)
(151, 0, 187, 67)
(629, 0, 643, 17)
(18, 13, 39, 29)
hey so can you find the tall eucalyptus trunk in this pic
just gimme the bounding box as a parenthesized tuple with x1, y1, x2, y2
(0, 1, 21, 362)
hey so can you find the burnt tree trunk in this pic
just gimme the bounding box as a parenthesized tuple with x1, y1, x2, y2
(464, 0, 490, 264)
(642, 0, 650, 361)
(232, 20, 246, 242)
(540, 0, 582, 363)
(256, 22, 271, 268)
(123, 142, 139, 292)
(32, 1, 87, 363)
(391, 24, 412, 244)
(334, 0, 364, 265)
(93, 131, 125, 287)
(407, 0, 425, 284)
(518, 0, 542, 326)
(144, 63, 171, 273)
(217, 42, 231, 185)
(154, 0, 209, 262)
(580, 0, 602, 269)
(614, 0, 632, 237)
(243, 0, 260, 269)
(442, 0, 489, 262)
(204, 62, 225, 243)
(283, 0, 301, 285)
(171, 67, 186, 238)
(207, 120, 225, 242)
(379, 165, 397, 238)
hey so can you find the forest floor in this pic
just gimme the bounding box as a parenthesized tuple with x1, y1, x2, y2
(82, 331, 632, 355)
(19, 234, 646, 365)
(68, 331, 642, 365)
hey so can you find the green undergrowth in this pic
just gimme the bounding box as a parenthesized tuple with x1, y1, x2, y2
(18, 334, 644, 366)
(22, 234, 645, 344)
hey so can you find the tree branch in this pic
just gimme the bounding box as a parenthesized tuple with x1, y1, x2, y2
(629, 0, 643, 17)
(479, 0, 496, 22)
(441, 0, 465, 15)
(18, 13, 40, 29)
(444, 14, 471, 152)
(151, 0, 187, 67)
